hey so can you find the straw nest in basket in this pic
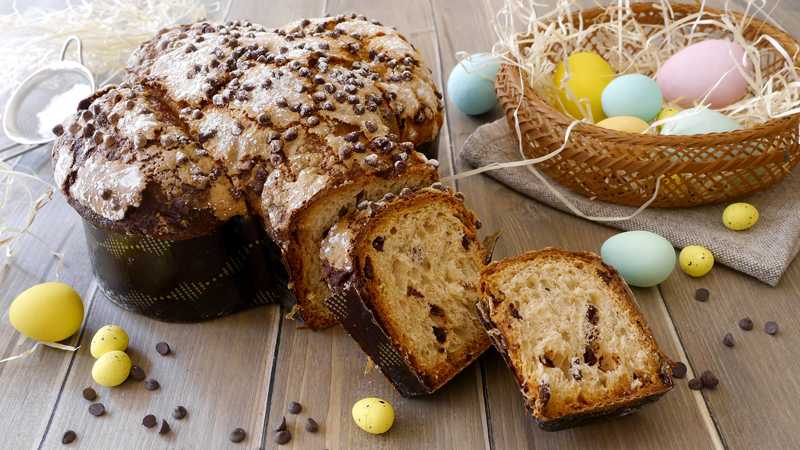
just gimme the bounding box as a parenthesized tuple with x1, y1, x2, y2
(492, 1, 800, 208)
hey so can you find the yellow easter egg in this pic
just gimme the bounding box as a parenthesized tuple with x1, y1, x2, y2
(352, 397, 395, 434)
(657, 106, 681, 121)
(8, 282, 83, 343)
(553, 52, 615, 121)
(722, 202, 759, 231)
(596, 116, 650, 133)
(90, 325, 129, 358)
(91, 350, 132, 387)
(679, 245, 714, 277)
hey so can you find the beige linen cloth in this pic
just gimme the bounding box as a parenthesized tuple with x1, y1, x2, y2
(461, 119, 800, 286)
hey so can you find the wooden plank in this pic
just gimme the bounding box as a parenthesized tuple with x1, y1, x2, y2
(261, 1, 489, 449)
(431, 0, 721, 448)
(40, 290, 280, 449)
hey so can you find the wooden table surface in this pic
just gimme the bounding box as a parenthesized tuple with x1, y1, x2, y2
(2, 0, 799, 449)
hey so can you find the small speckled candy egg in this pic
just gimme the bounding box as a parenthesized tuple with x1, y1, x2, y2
(657, 106, 681, 122)
(660, 107, 740, 135)
(722, 202, 759, 231)
(9, 282, 83, 343)
(601, 231, 676, 287)
(554, 52, 616, 121)
(447, 53, 501, 116)
(596, 116, 650, 133)
(601, 74, 663, 122)
(679, 245, 715, 277)
(91, 350, 132, 387)
(352, 397, 395, 434)
(90, 325, 129, 358)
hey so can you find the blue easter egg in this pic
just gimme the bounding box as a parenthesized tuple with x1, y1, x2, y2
(601, 74, 663, 122)
(447, 53, 500, 116)
(601, 231, 676, 287)
(660, 107, 741, 135)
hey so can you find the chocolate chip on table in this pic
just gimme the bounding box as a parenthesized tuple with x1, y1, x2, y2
(159, 419, 171, 435)
(288, 401, 302, 414)
(274, 430, 291, 445)
(694, 288, 710, 302)
(305, 418, 319, 433)
(88, 403, 106, 417)
(700, 370, 719, 389)
(229, 427, 247, 443)
(142, 414, 157, 428)
(738, 317, 754, 331)
(82, 387, 97, 401)
(156, 342, 171, 356)
(688, 378, 703, 390)
(722, 333, 735, 347)
(62, 430, 77, 445)
(172, 405, 187, 420)
(671, 361, 687, 379)
(144, 379, 160, 391)
(765, 321, 779, 335)
(274, 416, 286, 432)
(130, 365, 146, 381)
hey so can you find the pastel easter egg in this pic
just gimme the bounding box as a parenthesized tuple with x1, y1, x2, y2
(91, 350, 132, 387)
(656, 39, 751, 108)
(657, 106, 681, 122)
(447, 53, 501, 115)
(352, 397, 395, 434)
(601, 74, 663, 121)
(660, 107, 740, 135)
(554, 52, 616, 121)
(596, 116, 650, 133)
(90, 325, 129, 358)
(9, 282, 84, 343)
(679, 245, 714, 277)
(722, 202, 759, 230)
(601, 231, 676, 287)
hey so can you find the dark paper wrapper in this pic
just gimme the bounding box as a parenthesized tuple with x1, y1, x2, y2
(84, 216, 289, 322)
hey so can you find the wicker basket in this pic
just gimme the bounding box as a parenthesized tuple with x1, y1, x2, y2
(496, 2, 800, 208)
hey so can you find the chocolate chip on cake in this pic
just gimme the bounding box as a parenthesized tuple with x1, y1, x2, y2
(52, 124, 65, 137)
(372, 236, 385, 251)
(738, 317, 754, 331)
(688, 377, 703, 390)
(671, 362, 687, 379)
(694, 288, 710, 302)
(274, 416, 286, 432)
(144, 379, 160, 391)
(62, 430, 77, 445)
(82, 387, 97, 401)
(159, 419, 171, 435)
(142, 414, 157, 428)
(156, 341, 171, 356)
(764, 321, 779, 335)
(130, 365, 146, 381)
(172, 406, 187, 420)
(274, 430, 291, 445)
(229, 427, 246, 443)
(305, 417, 319, 433)
(288, 401, 302, 414)
(700, 370, 719, 389)
(88, 403, 106, 417)
(722, 333, 735, 347)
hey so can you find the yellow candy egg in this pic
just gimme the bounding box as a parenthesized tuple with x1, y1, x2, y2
(91, 350, 132, 387)
(679, 245, 715, 277)
(90, 325, 129, 358)
(657, 106, 681, 121)
(8, 282, 83, 342)
(596, 116, 650, 133)
(553, 52, 615, 121)
(352, 397, 395, 434)
(722, 202, 759, 231)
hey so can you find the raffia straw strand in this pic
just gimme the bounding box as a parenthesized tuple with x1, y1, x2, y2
(0, 342, 80, 365)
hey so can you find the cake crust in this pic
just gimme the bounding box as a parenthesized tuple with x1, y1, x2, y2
(477, 248, 673, 431)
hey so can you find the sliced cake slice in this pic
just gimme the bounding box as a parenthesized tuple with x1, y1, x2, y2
(477, 248, 673, 430)
(321, 186, 491, 396)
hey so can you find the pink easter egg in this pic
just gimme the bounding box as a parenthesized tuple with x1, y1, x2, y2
(656, 39, 751, 109)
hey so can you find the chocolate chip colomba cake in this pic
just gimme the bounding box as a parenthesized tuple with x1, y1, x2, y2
(52, 15, 444, 327)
